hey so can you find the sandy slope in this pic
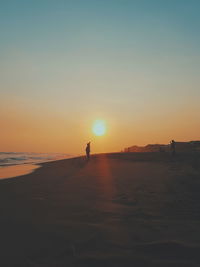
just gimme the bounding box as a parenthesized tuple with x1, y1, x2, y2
(0, 152, 200, 266)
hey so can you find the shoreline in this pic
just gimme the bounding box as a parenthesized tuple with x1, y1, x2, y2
(0, 151, 199, 181)
(0, 151, 172, 184)
(0, 163, 41, 180)
(0, 155, 78, 180)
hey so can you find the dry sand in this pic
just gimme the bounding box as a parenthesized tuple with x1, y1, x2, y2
(0, 152, 200, 266)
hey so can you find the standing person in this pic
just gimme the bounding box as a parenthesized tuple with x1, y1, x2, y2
(86, 142, 91, 160)
(170, 140, 176, 156)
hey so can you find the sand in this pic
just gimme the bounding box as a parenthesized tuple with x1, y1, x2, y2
(0, 164, 40, 179)
(0, 152, 200, 266)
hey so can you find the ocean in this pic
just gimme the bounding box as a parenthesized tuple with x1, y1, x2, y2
(0, 152, 75, 179)
(0, 152, 74, 167)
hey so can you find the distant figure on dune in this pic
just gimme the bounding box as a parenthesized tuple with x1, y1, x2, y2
(86, 142, 91, 160)
(170, 140, 176, 156)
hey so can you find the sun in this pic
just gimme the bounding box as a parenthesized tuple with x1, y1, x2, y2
(92, 120, 106, 136)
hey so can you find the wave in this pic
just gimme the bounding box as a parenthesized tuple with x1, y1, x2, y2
(0, 152, 74, 167)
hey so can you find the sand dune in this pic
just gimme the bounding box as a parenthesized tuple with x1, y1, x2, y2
(0, 152, 200, 266)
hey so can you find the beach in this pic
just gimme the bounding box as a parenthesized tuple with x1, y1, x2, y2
(0, 152, 200, 266)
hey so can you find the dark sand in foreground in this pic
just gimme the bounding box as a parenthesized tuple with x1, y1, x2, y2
(0, 152, 200, 266)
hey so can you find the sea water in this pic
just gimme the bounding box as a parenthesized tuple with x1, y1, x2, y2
(0, 152, 74, 179)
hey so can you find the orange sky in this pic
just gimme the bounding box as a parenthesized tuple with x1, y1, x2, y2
(1, 96, 199, 154)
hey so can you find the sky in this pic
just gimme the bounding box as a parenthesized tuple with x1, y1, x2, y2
(0, 0, 200, 154)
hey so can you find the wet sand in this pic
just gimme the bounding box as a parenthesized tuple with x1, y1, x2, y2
(0, 152, 200, 266)
(0, 164, 40, 179)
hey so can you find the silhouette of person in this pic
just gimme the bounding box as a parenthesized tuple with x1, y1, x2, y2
(86, 142, 91, 160)
(170, 140, 176, 156)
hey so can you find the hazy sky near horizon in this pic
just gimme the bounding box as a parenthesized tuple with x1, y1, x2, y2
(1, 0, 200, 153)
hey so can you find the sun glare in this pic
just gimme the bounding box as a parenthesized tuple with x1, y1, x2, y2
(92, 120, 106, 136)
